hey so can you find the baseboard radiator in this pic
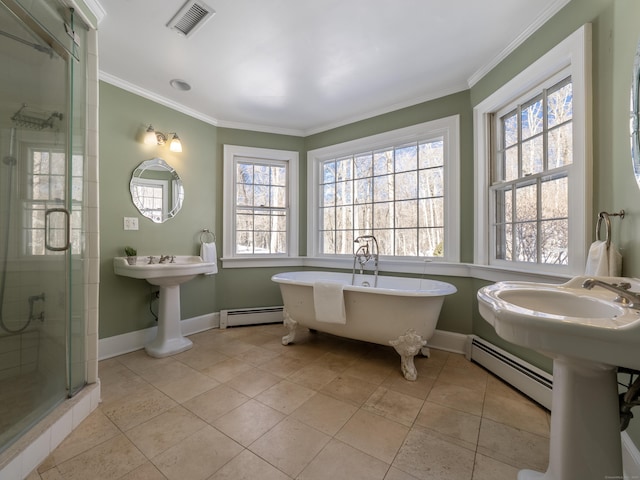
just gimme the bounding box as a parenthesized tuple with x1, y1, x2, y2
(468, 335, 553, 410)
(219, 306, 284, 329)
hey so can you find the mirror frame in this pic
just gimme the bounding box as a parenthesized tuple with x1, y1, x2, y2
(631, 37, 640, 184)
(130, 157, 184, 223)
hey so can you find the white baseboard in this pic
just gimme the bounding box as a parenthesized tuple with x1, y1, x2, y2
(623, 431, 640, 478)
(429, 329, 467, 354)
(98, 313, 219, 360)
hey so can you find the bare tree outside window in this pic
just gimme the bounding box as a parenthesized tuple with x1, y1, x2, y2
(320, 138, 445, 257)
(235, 160, 288, 255)
(494, 76, 572, 265)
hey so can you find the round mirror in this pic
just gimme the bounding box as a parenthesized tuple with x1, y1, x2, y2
(130, 158, 184, 223)
(631, 37, 640, 186)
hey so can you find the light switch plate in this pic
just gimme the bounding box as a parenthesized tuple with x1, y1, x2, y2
(124, 217, 138, 230)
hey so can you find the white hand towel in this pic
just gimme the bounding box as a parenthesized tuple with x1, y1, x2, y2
(313, 282, 346, 324)
(584, 240, 622, 276)
(200, 242, 218, 275)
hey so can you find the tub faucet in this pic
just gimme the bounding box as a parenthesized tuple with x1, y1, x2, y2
(582, 278, 640, 309)
(352, 235, 379, 287)
(159, 255, 172, 264)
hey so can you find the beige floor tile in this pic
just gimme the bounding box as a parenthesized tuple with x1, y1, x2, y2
(225, 367, 281, 397)
(39, 467, 64, 480)
(427, 381, 484, 416)
(364, 387, 424, 427)
(213, 399, 285, 446)
(38, 409, 120, 470)
(477, 418, 549, 472)
(137, 359, 202, 385)
(213, 339, 255, 356)
(201, 357, 253, 382)
(320, 374, 379, 406)
(392, 426, 475, 480)
(288, 363, 340, 390)
(438, 363, 488, 393)
(472, 453, 520, 480)
(249, 417, 330, 478)
(291, 392, 358, 436)
(384, 467, 420, 480)
(55, 434, 147, 480)
(125, 405, 208, 458)
(119, 461, 167, 479)
(298, 438, 389, 480)
(172, 343, 230, 371)
(343, 356, 395, 385)
(101, 385, 177, 431)
(415, 401, 480, 450)
(255, 379, 316, 415)
(482, 388, 550, 438)
(182, 384, 250, 423)
(208, 449, 290, 480)
(117, 350, 177, 375)
(98, 373, 150, 407)
(233, 345, 282, 367)
(260, 354, 308, 377)
(310, 351, 359, 373)
(36, 325, 554, 480)
(336, 409, 409, 464)
(151, 425, 243, 480)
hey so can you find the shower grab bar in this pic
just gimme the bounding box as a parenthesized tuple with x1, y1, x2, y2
(44, 208, 71, 252)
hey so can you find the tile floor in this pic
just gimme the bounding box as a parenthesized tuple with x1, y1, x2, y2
(29, 324, 550, 480)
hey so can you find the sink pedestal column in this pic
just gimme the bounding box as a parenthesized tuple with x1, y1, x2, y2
(145, 284, 193, 358)
(519, 356, 621, 480)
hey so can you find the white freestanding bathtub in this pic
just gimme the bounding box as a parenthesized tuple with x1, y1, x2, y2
(271, 270, 457, 380)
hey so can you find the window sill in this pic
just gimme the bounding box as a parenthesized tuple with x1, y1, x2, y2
(221, 254, 573, 284)
(221, 256, 305, 269)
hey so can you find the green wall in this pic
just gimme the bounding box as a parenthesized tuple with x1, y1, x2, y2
(99, 0, 640, 442)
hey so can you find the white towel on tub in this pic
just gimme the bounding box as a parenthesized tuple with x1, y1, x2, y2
(313, 282, 346, 324)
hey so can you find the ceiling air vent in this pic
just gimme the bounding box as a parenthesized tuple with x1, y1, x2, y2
(166, 0, 215, 38)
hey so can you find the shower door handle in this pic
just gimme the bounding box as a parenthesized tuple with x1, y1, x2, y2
(45, 208, 71, 252)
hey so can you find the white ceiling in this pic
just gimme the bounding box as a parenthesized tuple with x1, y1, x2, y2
(96, 0, 570, 136)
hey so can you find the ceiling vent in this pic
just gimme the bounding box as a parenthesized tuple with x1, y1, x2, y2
(166, 0, 215, 38)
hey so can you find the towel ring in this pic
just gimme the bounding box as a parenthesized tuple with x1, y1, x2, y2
(596, 210, 624, 249)
(596, 213, 612, 249)
(199, 229, 216, 243)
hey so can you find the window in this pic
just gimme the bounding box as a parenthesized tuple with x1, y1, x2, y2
(223, 145, 299, 267)
(308, 116, 460, 264)
(493, 76, 572, 265)
(25, 147, 83, 256)
(474, 24, 591, 275)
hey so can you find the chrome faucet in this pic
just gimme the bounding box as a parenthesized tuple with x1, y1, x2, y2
(159, 255, 172, 264)
(582, 278, 640, 309)
(352, 235, 379, 287)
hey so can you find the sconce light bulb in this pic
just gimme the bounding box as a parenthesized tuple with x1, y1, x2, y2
(169, 133, 183, 153)
(144, 125, 157, 145)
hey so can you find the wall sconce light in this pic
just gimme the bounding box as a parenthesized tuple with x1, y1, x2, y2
(144, 125, 183, 153)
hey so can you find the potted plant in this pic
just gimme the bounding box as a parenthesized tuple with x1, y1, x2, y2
(124, 246, 137, 265)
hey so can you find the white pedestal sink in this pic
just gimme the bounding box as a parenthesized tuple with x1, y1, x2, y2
(477, 276, 640, 480)
(114, 256, 217, 357)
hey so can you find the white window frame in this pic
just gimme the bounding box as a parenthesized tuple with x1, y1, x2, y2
(222, 144, 299, 268)
(474, 24, 592, 276)
(307, 115, 460, 273)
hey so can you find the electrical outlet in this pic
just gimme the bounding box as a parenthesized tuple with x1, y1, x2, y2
(124, 217, 138, 230)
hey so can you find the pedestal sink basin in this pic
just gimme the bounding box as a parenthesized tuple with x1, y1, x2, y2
(114, 256, 217, 357)
(478, 276, 640, 480)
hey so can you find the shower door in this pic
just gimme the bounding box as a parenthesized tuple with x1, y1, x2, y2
(0, 0, 86, 454)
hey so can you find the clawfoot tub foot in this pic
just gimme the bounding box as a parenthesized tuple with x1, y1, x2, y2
(282, 309, 298, 345)
(389, 329, 427, 381)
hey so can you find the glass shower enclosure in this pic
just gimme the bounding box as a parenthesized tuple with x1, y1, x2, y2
(0, 0, 86, 454)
